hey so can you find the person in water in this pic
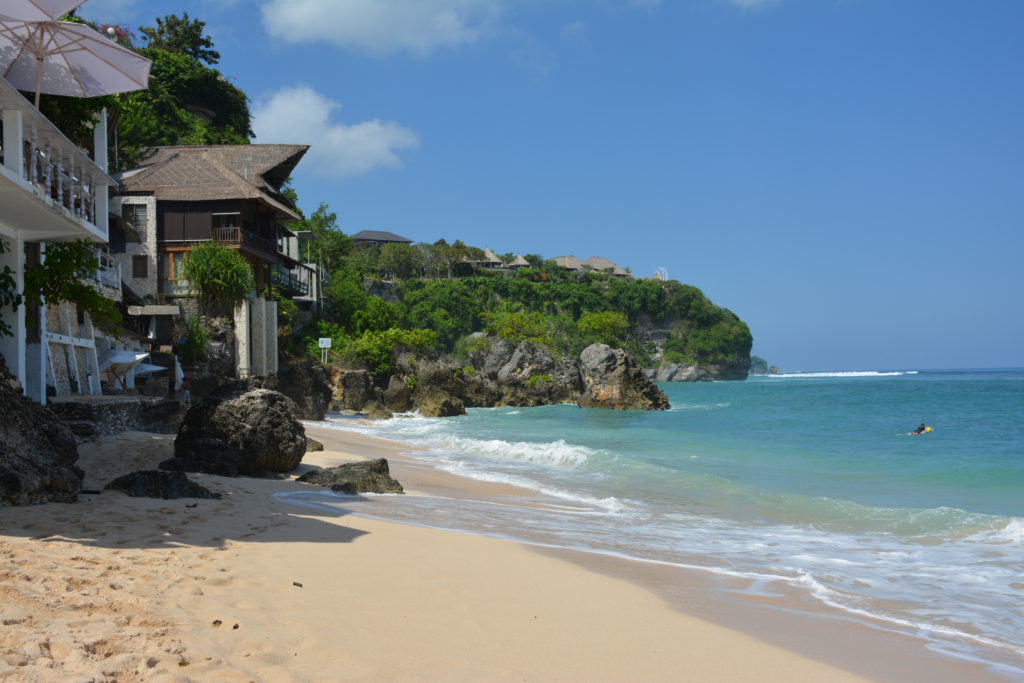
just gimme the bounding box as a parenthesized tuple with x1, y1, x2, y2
(911, 423, 928, 435)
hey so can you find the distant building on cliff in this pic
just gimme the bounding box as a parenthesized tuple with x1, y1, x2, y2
(549, 255, 628, 277)
(352, 230, 413, 247)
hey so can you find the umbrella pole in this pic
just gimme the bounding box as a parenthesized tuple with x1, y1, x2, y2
(34, 56, 42, 108)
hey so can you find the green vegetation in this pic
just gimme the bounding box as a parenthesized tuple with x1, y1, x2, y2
(22, 241, 122, 333)
(179, 315, 209, 366)
(183, 241, 254, 315)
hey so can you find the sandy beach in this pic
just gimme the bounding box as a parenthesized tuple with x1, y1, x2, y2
(0, 425, 985, 681)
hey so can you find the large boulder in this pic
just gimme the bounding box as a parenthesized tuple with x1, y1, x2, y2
(104, 470, 220, 499)
(297, 458, 404, 494)
(0, 359, 82, 505)
(578, 344, 670, 410)
(256, 360, 332, 420)
(165, 389, 307, 476)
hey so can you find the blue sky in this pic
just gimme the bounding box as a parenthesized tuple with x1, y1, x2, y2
(80, 0, 1023, 371)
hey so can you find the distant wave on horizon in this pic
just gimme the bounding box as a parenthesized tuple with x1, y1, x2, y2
(766, 370, 918, 379)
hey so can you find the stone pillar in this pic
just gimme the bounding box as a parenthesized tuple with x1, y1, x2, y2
(234, 300, 251, 379)
(0, 234, 25, 391)
(267, 299, 278, 374)
(251, 298, 266, 376)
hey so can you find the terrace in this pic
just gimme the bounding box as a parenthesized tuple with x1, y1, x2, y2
(0, 78, 111, 244)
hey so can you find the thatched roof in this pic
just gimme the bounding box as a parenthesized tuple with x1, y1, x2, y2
(506, 254, 530, 268)
(550, 255, 583, 270)
(583, 256, 628, 276)
(118, 145, 307, 221)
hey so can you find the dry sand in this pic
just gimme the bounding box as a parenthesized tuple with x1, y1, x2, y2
(0, 426, 977, 681)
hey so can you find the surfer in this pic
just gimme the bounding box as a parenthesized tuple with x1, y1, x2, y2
(910, 423, 928, 435)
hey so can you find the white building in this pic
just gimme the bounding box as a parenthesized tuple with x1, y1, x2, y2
(0, 78, 124, 404)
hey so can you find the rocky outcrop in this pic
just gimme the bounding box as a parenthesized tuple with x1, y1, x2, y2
(414, 386, 465, 417)
(646, 357, 750, 382)
(325, 367, 376, 412)
(578, 344, 670, 410)
(297, 458, 404, 494)
(164, 389, 306, 476)
(463, 336, 581, 407)
(104, 470, 221, 499)
(0, 360, 82, 506)
(256, 360, 331, 420)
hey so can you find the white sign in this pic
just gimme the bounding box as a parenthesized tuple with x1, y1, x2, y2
(318, 338, 332, 349)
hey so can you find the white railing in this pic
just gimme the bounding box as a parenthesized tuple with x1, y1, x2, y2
(1, 78, 110, 238)
(88, 247, 121, 289)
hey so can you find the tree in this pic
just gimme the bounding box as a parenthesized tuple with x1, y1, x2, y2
(294, 203, 352, 274)
(19, 241, 122, 333)
(577, 311, 629, 347)
(182, 241, 253, 316)
(140, 13, 220, 64)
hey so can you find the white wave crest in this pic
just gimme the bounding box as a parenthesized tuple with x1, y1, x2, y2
(439, 437, 594, 468)
(768, 371, 917, 379)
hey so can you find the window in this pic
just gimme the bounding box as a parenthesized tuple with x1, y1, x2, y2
(124, 203, 148, 239)
(132, 255, 148, 279)
(158, 251, 189, 295)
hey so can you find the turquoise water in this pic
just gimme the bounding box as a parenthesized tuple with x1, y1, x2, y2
(285, 368, 1024, 674)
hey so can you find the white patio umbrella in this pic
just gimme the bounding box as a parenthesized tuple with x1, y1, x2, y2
(0, 14, 150, 107)
(0, 1, 84, 22)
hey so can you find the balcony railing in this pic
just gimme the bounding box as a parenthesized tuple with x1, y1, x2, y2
(212, 227, 277, 258)
(159, 279, 190, 296)
(271, 265, 309, 296)
(1, 80, 109, 239)
(87, 247, 121, 290)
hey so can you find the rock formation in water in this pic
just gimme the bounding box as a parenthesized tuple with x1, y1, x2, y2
(578, 344, 670, 410)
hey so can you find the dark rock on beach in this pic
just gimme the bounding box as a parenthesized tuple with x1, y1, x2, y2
(578, 344, 670, 411)
(104, 470, 221, 499)
(255, 359, 332, 420)
(0, 359, 82, 506)
(297, 458, 404, 494)
(165, 389, 307, 476)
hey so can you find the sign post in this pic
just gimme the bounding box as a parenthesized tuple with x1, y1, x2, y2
(318, 337, 332, 365)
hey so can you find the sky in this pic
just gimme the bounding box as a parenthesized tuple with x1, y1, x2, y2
(78, 0, 1024, 371)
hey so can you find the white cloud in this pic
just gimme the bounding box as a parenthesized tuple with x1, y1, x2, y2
(259, 0, 504, 57)
(251, 85, 421, 178)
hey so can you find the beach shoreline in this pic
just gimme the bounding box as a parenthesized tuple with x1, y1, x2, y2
(0, 425, 996, 681)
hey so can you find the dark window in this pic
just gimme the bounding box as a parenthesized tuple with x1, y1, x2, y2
(132, 255, 148, 279)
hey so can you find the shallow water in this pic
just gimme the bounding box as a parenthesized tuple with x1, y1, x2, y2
(285, 368, 1024, 676)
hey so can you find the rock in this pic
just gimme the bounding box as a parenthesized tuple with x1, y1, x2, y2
(414, 386, 465, 417)
(365, 401, 393, 421)
(382, 375, 414, 413)
(104, 470, 220, 499)
(306, 437, 324, 452)
(165, 389, 307, 476)
(297, 458, 404, 494)
(0, 357, 82, 505)
(256, 360, 331, 420)
(464, 337, 581, 407)
(578, 344, 670, 410)
(325, 367, 375, 412)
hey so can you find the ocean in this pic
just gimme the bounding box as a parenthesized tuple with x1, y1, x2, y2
(282, 368, 1024, 676)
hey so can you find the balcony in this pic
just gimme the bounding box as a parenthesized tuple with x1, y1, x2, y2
(85, 246, 122, 292)
(0, 78, 111, 243)
(271, 264, 309, 296)
(212, 226, 278, 259)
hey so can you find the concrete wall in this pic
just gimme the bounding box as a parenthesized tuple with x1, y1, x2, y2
(111, 196, 158, 299)
(234, 298, 278, 379)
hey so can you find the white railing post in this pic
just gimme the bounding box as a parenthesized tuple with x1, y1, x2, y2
(2, 108, 24, 176)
